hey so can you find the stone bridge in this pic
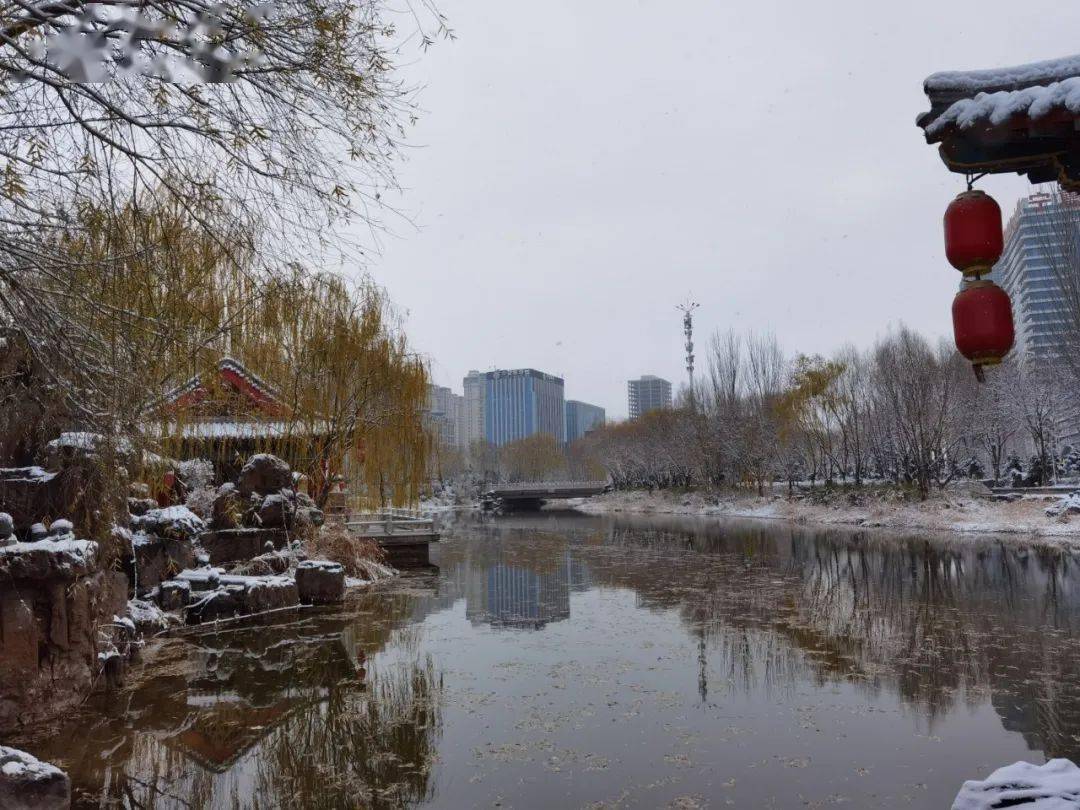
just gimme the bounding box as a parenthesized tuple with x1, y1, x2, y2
(484, 481, 609, 510)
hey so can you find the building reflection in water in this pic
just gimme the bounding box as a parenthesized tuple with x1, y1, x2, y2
(432, 530, 590, 631)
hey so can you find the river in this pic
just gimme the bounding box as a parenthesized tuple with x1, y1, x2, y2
(11, 511, 1080, 808)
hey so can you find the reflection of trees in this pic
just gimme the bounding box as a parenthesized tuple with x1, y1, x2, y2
(24, 594, 447, 808)
(591, 515, 1080, 761)
(256, 656, 444, 809)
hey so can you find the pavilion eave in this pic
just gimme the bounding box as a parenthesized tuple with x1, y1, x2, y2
(918, 55, 1080, 190)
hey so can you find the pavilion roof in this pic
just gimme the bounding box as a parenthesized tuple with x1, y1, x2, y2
(917, 54, 1080, 190)
(158, 356, 285, 414)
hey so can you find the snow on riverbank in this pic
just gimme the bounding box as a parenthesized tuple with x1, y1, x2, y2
(574, 487, 1080, 540)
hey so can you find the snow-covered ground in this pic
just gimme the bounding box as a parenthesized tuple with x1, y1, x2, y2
(574, 487, 1080, 541)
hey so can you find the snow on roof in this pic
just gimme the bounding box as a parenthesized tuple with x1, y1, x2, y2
(45, 432, 171, 468)
(48, 431, 133, 453)
(952, 758, 1080, 809)
(926, 54, 1080, 94)
(925, 76, 1080, 137)
(147, 419, 330, 440)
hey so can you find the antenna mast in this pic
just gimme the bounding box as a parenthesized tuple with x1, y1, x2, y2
(677, 300, 700, 398)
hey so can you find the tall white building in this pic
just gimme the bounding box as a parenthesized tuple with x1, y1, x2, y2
(426, 384, 464, 448)
(989, 191, 1080, 358)
(462, 370, 486, 448)
(989, 191, 1080, 448)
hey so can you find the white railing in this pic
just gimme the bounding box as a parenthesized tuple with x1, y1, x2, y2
(346, 509, 436, 537)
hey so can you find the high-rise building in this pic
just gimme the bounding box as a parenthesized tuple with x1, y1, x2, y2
(989, 191, 1080, 448)
(478, 368, 565, 446)
(627, 375, 672, 419)
(989, 191, 1080, 358)
(462, 371, 486, 448)
(425, 384, 464, 448)
(565, 400, 605, 443)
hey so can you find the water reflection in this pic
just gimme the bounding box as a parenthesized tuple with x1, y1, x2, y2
(592, 515, 1080, 763)
(434, 531, 589, 630)
(17, 596, 446, 809)
(12, 513, 1080, 808)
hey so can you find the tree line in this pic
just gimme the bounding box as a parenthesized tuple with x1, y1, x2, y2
(577, 326, 1069, 498)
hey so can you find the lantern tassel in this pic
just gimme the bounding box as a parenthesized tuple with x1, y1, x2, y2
(972, 364, 986, 384)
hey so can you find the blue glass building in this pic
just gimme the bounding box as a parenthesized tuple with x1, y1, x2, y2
(482, 368, 565, 447)
(565, 400, 605, 443)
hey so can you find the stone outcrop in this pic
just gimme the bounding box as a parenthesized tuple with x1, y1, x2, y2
(200, 527, 289, 565)
(0, 746, 71, 810)
(237, 453, 292, 497)
(0, 542, 128, 732)
(202, 456, 323, 568)
(179, 569, 299, 624)
(129, 530, 196, 595)
(296, 560, 346, 604)
(0, 467, 62, 532)
(0, 536, 98, 581)
(210, 482, 245, 529)
(132, 505, 205, 541)
(258, 492, 295, 529)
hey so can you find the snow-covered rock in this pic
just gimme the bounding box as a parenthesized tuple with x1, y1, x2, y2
(953, 759, 1080, 809)
(1046, 493, 1080, 517)
(257, 492, 295, 528)
(0, 538, 98, 580)
(125, 599, 174, 636)
(0, 746, 71, 810)
(0, 512, 14, 547)
(237, 453, 292, 496)
(48, 519, 73, 537)
(132, 505, 205, 541)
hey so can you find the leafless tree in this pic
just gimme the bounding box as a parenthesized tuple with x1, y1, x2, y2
(1013, 356, 1062, 483)
(868, 328, 964, 498)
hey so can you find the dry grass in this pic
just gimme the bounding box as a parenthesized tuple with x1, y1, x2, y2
(304, 522, 394, 580)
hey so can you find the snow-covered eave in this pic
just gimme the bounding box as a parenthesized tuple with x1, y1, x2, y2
(925, 53, 1080, 95)
(919, 54, 1080, 143)
(921, 76, 1080, 141)
(142, 418, 333, 440)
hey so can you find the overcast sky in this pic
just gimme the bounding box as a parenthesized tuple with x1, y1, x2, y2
(354, 0, 1080, 419)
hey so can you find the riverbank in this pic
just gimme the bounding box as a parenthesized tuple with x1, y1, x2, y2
(573, 486, 1080, 540)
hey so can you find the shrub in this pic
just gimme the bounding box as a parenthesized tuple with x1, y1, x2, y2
(304, 523, 392, 581)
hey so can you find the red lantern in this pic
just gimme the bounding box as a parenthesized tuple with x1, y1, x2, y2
(952, 280, 1014, 367)
(944, 190, 1004, 277)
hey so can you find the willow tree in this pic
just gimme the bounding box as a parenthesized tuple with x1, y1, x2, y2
(0, 0, 447, 432)
(13, 194, 429, 518)
(208, 268, 431, 508)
